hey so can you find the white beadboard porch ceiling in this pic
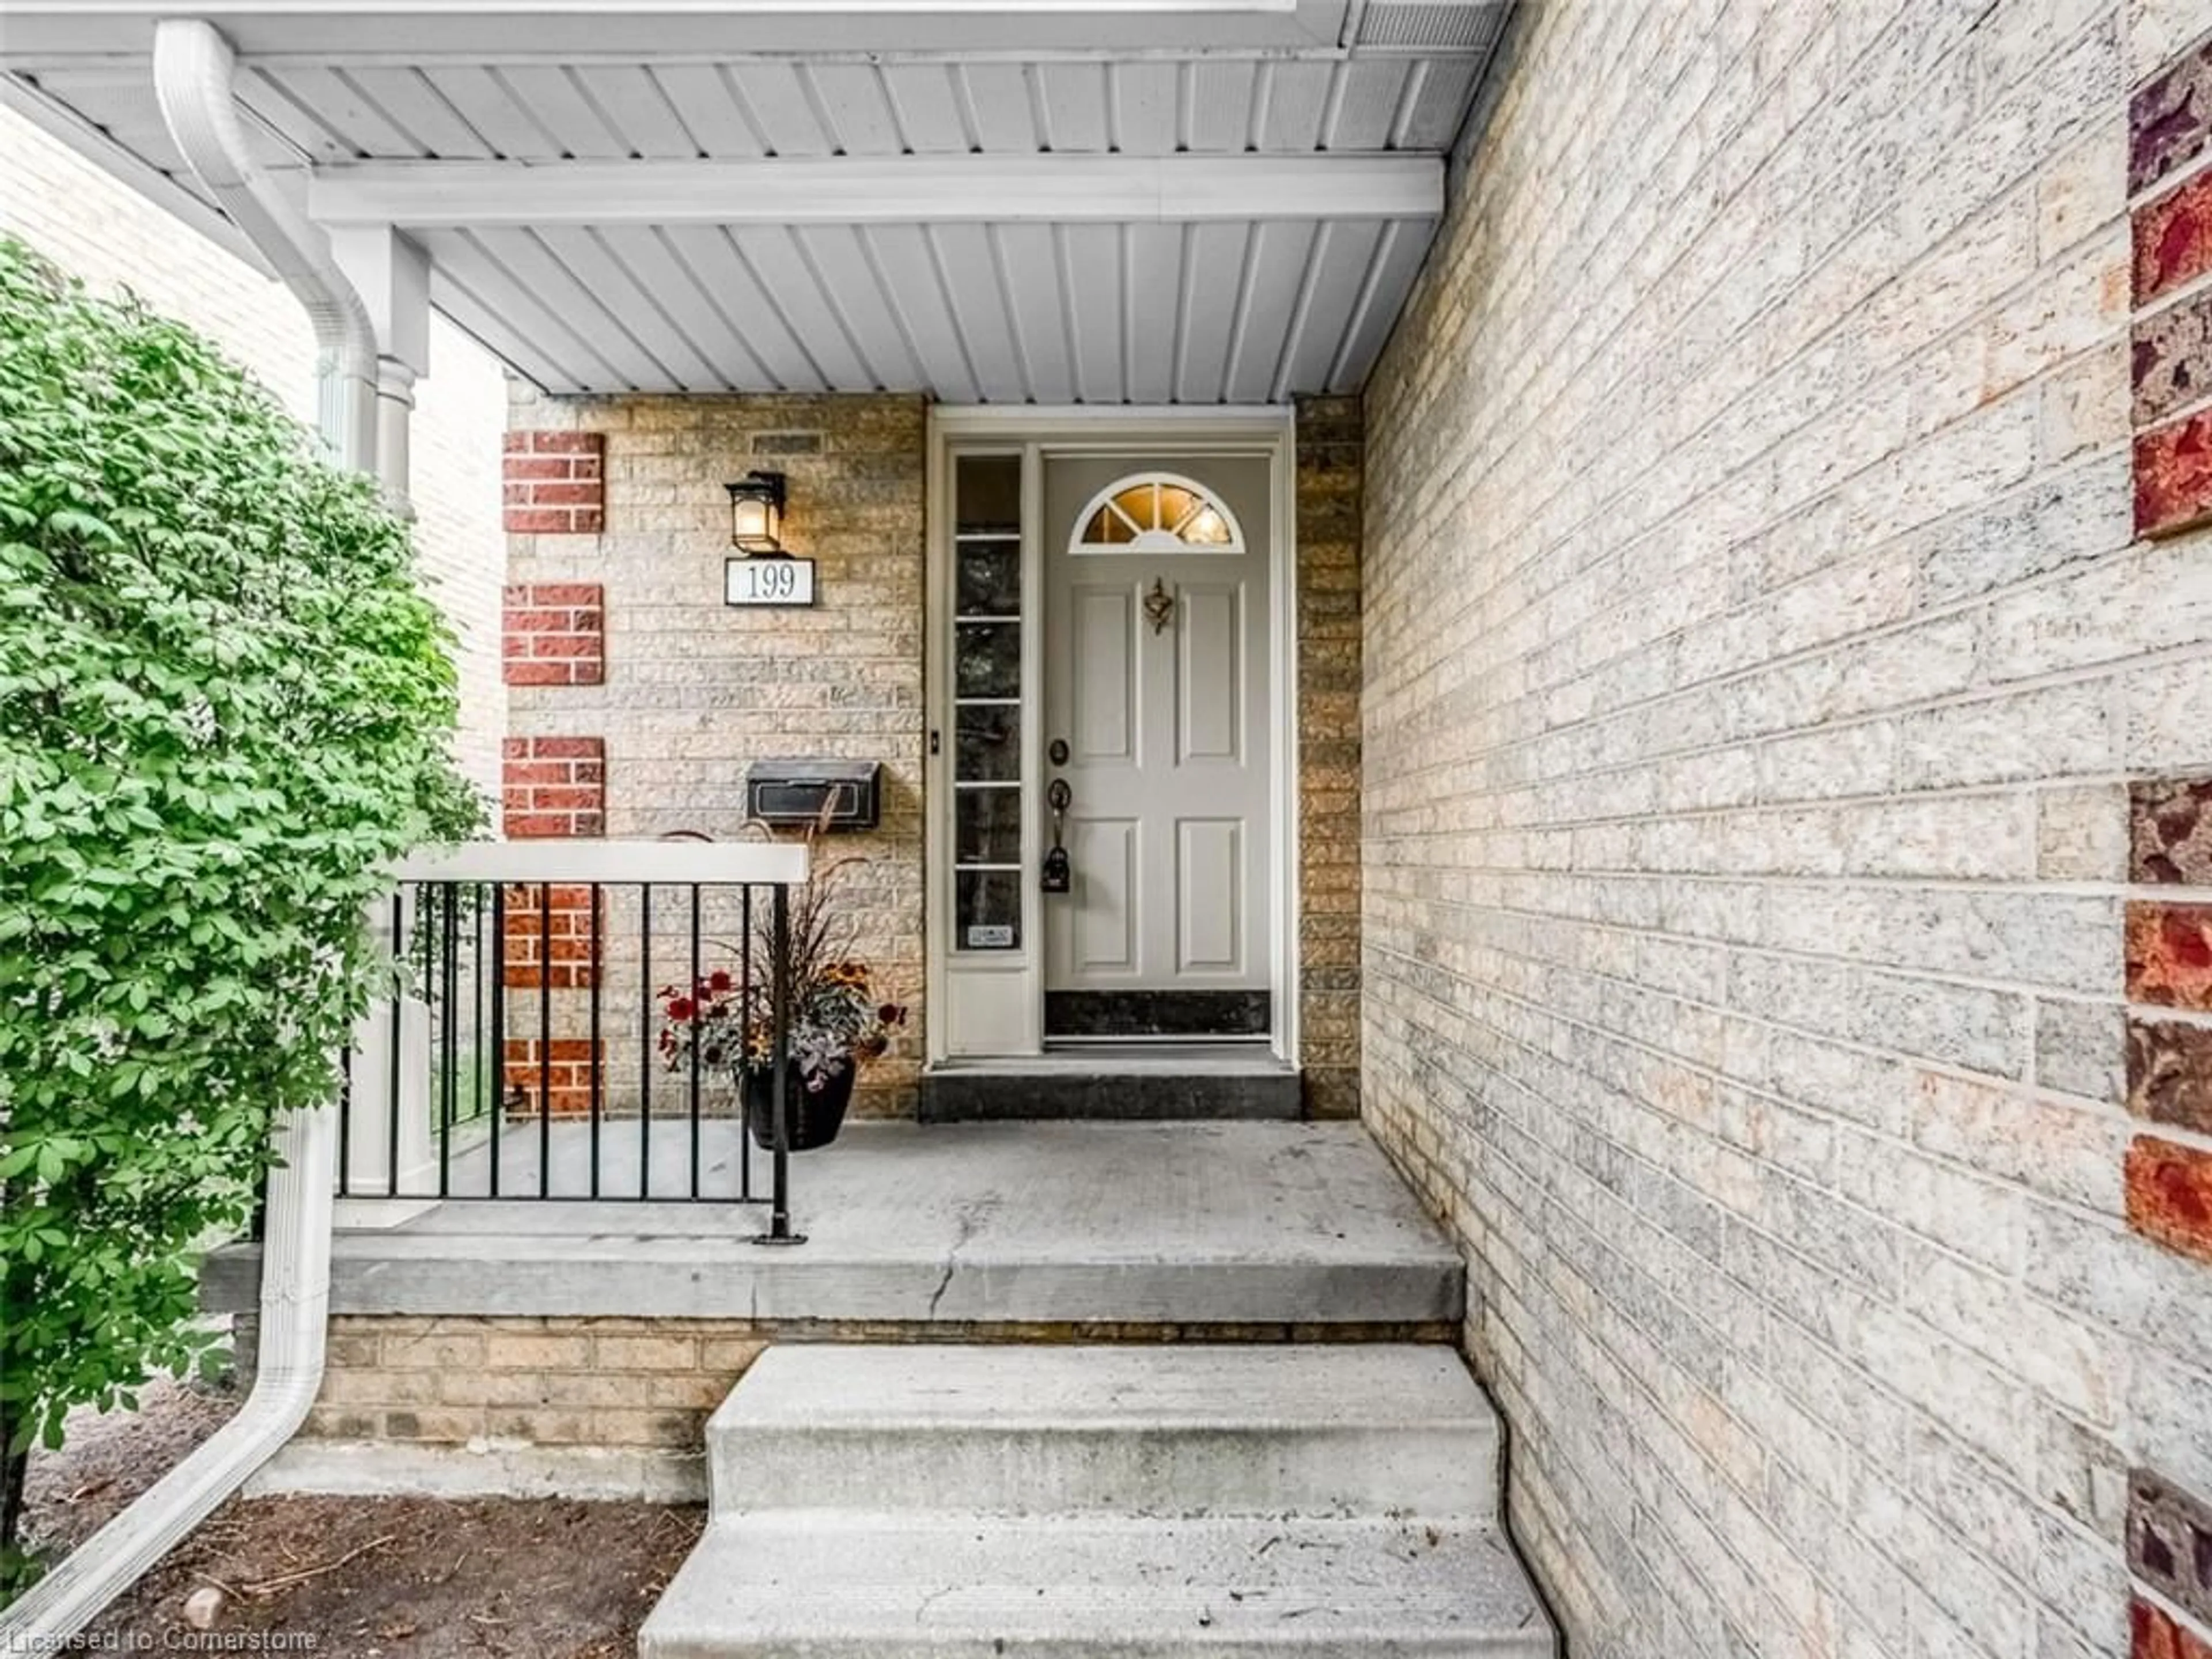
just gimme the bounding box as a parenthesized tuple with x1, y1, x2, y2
(0, 0, 1510, 402)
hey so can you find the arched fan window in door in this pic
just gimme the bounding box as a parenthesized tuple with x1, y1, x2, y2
(1070, 472, 1244, 554)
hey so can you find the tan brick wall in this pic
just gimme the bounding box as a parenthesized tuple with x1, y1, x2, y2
(1362, 2, 2212, 1657)
(509, 393, 1359, 1110)
(504, 389, 928, 1116)
(0, 105, 510, 812)
(1295, 396, 1363, 1119)
(301, 1314, 1457, 1452)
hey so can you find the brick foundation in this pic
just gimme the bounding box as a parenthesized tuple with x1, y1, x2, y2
(300, 1315, 1460, 1456)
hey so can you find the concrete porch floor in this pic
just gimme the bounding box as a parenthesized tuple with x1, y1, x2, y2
(203, 1122, 1464, 1328)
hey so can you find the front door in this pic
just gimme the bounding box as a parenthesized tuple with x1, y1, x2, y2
(1041, 455, 1272, 1040)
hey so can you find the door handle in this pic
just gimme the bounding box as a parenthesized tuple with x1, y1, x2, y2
(1042, 778, 1072, 894)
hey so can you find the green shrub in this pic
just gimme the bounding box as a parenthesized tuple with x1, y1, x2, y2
(0, 235, 481, 1592)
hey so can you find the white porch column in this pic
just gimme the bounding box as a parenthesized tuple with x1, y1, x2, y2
(331, 225, 432, 516)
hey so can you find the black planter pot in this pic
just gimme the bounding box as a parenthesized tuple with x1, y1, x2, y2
(741, 1061, 855, 1153)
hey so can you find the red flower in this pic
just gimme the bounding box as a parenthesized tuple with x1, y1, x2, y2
(709, 969, 733, 992)
(666, 997, 695, 1022)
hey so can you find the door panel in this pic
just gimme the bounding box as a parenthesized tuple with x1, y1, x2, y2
(1043, 454, 1271, 1009)
(1176, 818, 1244, 974)
(1071, 587, 1138, 762)
(1070, 817, 1139, 972)
(1175, 582, 1244, 763)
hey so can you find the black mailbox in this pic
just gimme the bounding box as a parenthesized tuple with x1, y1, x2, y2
(746, 759, 881, 831)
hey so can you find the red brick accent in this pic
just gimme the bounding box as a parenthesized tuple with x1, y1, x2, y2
(502, 736, 605, 840)
(501, 883, 601, 990)
(2127, 1137, 2212, 1267)
(2126, 902, 2212, 1011)
(2133, 36, 2212, 195)
(503, 582, 605, 687)
(503, 431, 605, 535)
(2137, 411, 2212, 540)
(2134, 778, 2212, 884)
(2137, 172, 2212, 308)
(2131, 1469, 2212, 1630)
(501, 1037, 604, 1119)
(2133, 1599, 2212, 1659)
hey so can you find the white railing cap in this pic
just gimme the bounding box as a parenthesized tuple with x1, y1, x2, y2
(392, 839, 808, 887)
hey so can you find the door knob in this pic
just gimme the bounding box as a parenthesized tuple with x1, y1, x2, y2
(1043, 778, 1073, 894)
(1049, 738, 1070, 767)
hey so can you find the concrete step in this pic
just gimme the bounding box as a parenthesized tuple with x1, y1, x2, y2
(709, 1345, 1501, 1520)
(638, 1512, 1556, 1658)
(918, 1052, 1301, 1122)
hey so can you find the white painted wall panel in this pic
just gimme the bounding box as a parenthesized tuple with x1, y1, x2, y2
(576, 65, 700, 159)
(997, 222, 1075, 403)
(798, 224, 927, 389)
(1175, 221, 1245, 403)
(497, 66, 627, 159)
(859, 224, 979, 402)
(1036, 62, 1111, 154)
(656, 224, 820, 388)
(536, 224, 727, 389)
(1108, 61, 1178, 157)
(344, 67, 496, 160)
(1182, 59, 1258, 152)
(1275, 216, 1381, 397)
(729, 63, 831, 157)
(650, 65, 766, 158)
(233, 66, 354, 162)
(597, 224, 772, 387)
(953, 63, 1037, 154)
(933, 222, 1025, 402)
(733, 222, 872, 388)
(1224, 217, 1314, 403)
(1122, 221, 1182, 405)
(419, 228, 611, 389)
(421, 67, 560, 161)
(1324, 57, 1413, 151)
(879, 65, 968, 154)
(808, 63, 906, 157)
(1062, 221, 1123, 403)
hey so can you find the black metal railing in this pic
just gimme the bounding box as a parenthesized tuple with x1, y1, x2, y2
(337, 848, 806, 1245)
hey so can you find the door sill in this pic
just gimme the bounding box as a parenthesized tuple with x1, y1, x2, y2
(931, 1045, 1293, 1075)
(1045, 1034, 1274, 1049)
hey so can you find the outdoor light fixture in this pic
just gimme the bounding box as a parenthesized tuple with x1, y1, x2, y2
(724, 470, 816, 608)
(726, 470, 787, 555)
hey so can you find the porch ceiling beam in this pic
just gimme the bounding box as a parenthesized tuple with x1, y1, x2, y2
(307, 153, 1442, 229)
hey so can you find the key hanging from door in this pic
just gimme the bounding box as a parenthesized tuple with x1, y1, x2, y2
(1041, 778, 1073, 893)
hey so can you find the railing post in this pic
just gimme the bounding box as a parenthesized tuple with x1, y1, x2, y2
(755, 880, 804, 1245)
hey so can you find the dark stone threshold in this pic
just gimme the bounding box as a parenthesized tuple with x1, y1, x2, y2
(1045, 990, 1271, 1039)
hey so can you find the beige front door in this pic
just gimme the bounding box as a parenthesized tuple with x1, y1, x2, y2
(1041, 454, 1272, 1037)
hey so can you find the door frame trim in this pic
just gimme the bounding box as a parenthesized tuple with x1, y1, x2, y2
(924, 404, 1300, 1070)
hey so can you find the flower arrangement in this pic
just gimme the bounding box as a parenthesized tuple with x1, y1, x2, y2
(657, 959, 904, 1094)
(654, 813, 907, 1137)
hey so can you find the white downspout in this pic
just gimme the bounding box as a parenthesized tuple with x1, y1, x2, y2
(1, 18, 376, 1650)
(150, 17, 378, 476)
(0, 1110, 335, 1650)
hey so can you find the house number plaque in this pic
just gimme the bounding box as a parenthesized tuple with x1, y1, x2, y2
(725, 556, 817, 608)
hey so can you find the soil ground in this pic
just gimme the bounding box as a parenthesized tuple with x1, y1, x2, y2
(20, 1376, 703, 1657)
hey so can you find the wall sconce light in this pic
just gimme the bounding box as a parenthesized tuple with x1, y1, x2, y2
(724, 469, 816, 608)
(726, 471, 787, 555)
